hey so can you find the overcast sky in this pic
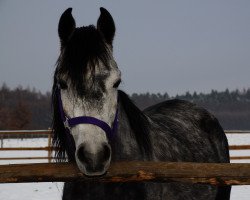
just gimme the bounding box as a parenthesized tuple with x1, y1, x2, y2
(0, 1, 249, 96)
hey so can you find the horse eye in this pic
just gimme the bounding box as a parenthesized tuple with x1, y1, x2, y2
(113, 79, 121, 88)
(59, 80, 68, 89)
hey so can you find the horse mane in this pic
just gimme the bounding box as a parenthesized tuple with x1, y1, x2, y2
(118, 90, 153, 159)
(51, 82, 74, 162)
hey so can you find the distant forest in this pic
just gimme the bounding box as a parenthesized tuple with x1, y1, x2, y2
(0, 83, 249, 130)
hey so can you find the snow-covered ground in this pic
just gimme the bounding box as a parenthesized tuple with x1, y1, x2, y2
(227, 133, 250, 200)
(0, 134, 250, 200)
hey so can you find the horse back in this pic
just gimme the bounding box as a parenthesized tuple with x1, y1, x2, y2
(144, 99, 230, 163)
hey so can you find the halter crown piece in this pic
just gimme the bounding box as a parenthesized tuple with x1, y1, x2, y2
(56, 84, 119, 149)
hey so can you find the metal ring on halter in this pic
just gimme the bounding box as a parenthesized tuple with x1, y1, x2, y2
(63, 117, 71, 130)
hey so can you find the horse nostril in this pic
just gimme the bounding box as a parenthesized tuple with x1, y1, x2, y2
(102, 144, 111, 163)
(77, 144, 111, 165)
(77, 146, 89, 163)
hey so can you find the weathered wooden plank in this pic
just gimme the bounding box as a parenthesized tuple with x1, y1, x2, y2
(0, 147, 54, 151)
(230, 156, 250, 160)
(2, 145, 250, 151)
(0, 155, 246, 161)
(0, 130, 51, 135)
(0, 157, 54, 160)
(229, 145, 250, 150)
(0, 130, 250, 135)
(225, 130, 250, 134)
(1, 162, 250, 185)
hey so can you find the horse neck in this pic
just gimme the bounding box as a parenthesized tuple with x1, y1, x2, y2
(111, 102, 143, 161)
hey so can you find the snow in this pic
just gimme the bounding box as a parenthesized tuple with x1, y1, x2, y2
(0, 135, 250, 200)
(0, 138, 64, 200)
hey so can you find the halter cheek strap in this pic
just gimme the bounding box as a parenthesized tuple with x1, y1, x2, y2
(56, 86, 119, 143)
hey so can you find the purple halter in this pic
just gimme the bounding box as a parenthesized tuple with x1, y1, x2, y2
(56, 85, 119, 144)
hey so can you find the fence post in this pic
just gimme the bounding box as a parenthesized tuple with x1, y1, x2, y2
(1, 134, 3, 148)
(47, 130, 52, 163)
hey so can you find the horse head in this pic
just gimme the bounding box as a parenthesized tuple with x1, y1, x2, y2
(53, 7, 121, 176)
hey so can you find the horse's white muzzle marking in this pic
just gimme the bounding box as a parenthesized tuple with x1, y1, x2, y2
(75, 142, 111, 176)
(72, 124, 112, 176)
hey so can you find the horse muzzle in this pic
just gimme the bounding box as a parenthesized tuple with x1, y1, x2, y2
(75, 142, 111, 176)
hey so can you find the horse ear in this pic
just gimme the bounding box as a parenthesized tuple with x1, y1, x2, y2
(97, 7, 115, 46)
(58, 8, 76, 47)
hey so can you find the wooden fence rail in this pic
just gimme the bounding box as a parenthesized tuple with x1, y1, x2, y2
(0, 147, 54, 151)
(0, 157, 56, 160)
(225, 130, 250, 134)
(1, 161, 250, 185)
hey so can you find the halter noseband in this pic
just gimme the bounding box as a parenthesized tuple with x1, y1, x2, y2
(56, 85, 119, 143)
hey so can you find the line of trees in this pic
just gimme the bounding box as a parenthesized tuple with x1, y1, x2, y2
(131, 89, 250, 130)
(0, 83, 249, 130)
(0, 84, 51, 130)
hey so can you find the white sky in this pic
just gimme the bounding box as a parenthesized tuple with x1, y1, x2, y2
(0, 0, 250, 96)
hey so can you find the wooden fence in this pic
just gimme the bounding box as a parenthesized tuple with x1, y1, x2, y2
(0, 130, 250, 161)
(0, 130, 250, 185)
(0, 130, 53, 162)
(226, 130, 250, 160)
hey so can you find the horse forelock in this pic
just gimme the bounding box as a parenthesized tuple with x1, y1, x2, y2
(56, 25, 111, 97)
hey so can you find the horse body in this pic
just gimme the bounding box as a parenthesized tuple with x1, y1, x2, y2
(62, 93, 230, 200)
(53, 7, 231, 200)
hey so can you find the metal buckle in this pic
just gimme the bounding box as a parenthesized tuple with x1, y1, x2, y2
(64, 117, 71, 130)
